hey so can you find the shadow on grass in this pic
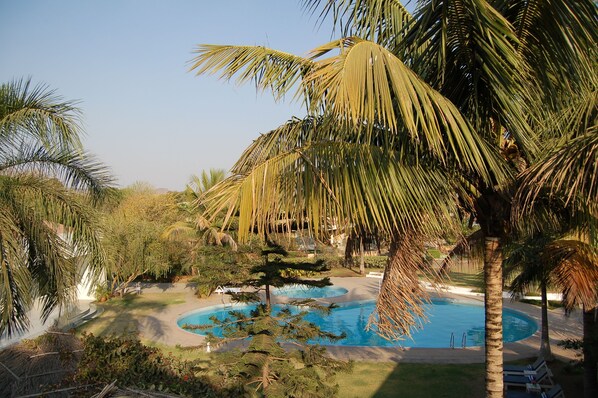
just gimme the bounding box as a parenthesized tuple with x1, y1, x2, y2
(76, 293, 186, 338)
(336, 362, 484, 398)
(373, 363, 484, 398)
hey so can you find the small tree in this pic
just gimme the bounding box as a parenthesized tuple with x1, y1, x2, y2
(247, 244, 332, 311)
(192, 245, 255, 297)
(101, 185, 178, 296)
(185, 243, 351, 397)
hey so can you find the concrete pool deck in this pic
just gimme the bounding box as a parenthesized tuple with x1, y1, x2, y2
(135, 277, 583, 364)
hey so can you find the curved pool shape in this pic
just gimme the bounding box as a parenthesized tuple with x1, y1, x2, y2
(273, 284, 348, 299)
(178, 299, 537, 348)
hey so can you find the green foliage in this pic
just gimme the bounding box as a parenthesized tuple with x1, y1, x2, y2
(202, 304, 351, 397)
(192, 245, 256, 297)
(187, 243, 352, 397)
(101, 187, 181, 293)
(288, 254, 387, 270)
(363, 255, 388, 268)
(0, 78, 112, 337)
(74, 333, 225, 396)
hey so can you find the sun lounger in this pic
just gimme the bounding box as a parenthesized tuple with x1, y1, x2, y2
(505, 384, 564, 398)
(366, 271, 384, 278)
(214, 285, 242, 294)
(504, 358, 548, 376)
(504, 367, 554, 390)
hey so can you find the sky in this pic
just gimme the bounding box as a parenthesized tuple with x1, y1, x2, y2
(0, 0, 336, 191)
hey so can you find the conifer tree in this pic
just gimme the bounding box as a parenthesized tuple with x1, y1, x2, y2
(185, 243, 351, 397)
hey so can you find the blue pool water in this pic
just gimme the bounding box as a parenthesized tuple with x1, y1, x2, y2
(273, 284, 348, 299)
(178, 299, 537, 348)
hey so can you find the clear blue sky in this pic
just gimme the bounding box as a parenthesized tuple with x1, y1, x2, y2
(0, 0, 335, 190)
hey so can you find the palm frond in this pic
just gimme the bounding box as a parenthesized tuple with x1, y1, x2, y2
(202, 117, 462, 242)
(0, 208, 34, 338)
(0, 143, 114, 203)
(368, 229, 438, 340)
(518, 131, 598, 212)
(0, 175, 105, 331)
(546, 239, 598, 310)
(189, 45, 314, 102)
(406, 0, 537, 157)
(496, 0, 598, 102)
(0, 78, 82, 150)
(301, 0, 413, 48)
(305, 38, 508, 184)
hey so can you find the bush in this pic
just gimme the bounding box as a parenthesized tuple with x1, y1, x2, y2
(363, 256, 388, 268)
(194, 277, 220, 298)
(75, 333, 224, 396)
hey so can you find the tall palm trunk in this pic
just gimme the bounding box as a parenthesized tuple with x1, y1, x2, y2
(484, 236, 503, 398)
(540, 282, 553, 360)
(359, 236, 365, 275)
(583, 306, 598, 398)
(344, 234, 354, 268)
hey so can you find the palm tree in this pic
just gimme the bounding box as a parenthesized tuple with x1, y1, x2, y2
(508, 234, 598, 398)
(0, 79, 112, 338)
(200, 115, 468, 336)
(164, 169, 237, 259)
(190, 1, 597, 396)
(514, 71, 597, 398)
(504, 235, 558, 360)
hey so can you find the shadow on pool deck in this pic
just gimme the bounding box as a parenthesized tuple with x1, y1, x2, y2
(134, 277, 582, 364)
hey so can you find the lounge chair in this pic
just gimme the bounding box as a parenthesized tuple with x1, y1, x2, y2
(504, 357, 548, 376)
(214, 285, 242, 294)
(504, 367, 554, 390)
(505, 384, 564, 398)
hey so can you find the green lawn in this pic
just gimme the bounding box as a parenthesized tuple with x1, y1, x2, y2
(78, 293, 186, 338)
(336, 362, 484, 398)
(444, 271, 484, 291)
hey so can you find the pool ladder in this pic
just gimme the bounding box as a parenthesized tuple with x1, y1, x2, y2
(449, 332, 467, 349)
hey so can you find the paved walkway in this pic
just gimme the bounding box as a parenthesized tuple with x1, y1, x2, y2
(115, 278, 583, 364)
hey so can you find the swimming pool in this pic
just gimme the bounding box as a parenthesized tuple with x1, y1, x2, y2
(178, 299, 537, 348)
(273, 284, 348, 299)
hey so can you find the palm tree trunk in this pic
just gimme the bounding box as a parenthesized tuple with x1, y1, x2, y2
(359, 236, 365, 275)
(583, 306, 598, 398)
(344, 234, 354, 268)
(484, 236, 503, 398)
(540, 282, 553, 360)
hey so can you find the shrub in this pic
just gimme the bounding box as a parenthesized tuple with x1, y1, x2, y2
(74, 333, 223, 396)
(363, 256, 388, 268)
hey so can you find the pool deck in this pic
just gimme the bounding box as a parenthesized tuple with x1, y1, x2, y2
(130, 277, 583, 364)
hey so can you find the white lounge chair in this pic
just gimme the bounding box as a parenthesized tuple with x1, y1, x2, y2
(504, 357, 548, 376)
(504, 367, 554, 390)
(214, 285, 242, 294)
(505, 384, 564, 398)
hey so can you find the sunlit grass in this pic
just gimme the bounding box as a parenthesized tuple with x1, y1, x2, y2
(444, 271, 484, 291)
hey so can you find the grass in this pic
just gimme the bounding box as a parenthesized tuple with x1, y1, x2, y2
(326, 267, 383, 277)
(444, 271, 484, 291)
(336, 362, 485, 398)
(519, 299, 564, 309)
(77, 293, 186, 337)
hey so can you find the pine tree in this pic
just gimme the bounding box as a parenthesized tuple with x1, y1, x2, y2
(186, 243, 352, 397)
